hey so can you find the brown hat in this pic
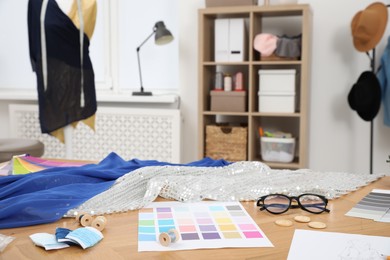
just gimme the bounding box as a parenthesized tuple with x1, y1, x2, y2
(351, 2, 388, 52)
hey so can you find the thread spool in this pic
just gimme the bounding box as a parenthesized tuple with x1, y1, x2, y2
(224, 73, 232, 91)
(214, 72, 224, 90)
(91, 216, 107, 231)
(76, 213, 92, 227)
(159, 229, 180, 247)
(234, 72, 243, 91)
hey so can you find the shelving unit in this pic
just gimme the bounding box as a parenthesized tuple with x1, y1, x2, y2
(198, 4, 311, 169)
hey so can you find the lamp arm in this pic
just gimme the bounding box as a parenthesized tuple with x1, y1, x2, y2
(136, 50, 144, 92)
(136, 30, 156, 92)
(136, 29, 156, 51)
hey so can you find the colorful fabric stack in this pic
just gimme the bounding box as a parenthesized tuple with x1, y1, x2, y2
(0, 155, 89, 176)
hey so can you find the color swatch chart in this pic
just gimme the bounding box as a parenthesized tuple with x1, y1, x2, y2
(345, 189, 390, 222)
(138, 201, 273, 252)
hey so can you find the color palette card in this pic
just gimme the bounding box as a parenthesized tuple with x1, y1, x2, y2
(138, 201, 273, 252)
(345, 189, 390, 222)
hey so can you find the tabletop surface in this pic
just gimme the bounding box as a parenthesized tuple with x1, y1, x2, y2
(1, 176, 389, 260)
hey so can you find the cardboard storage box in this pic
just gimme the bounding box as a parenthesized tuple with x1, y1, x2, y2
(260, 137, 295, 163)
(206, 125, 247, 161)
(206, 0, 257, 7)
(211, 90, 246, 112)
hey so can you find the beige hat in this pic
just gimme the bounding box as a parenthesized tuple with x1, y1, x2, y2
(351, 2, 388, 52)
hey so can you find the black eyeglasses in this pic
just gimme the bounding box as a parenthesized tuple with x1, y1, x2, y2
(256, 193, 330, 214)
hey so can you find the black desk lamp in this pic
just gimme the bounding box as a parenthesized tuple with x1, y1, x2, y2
(133, 21, 174, 96)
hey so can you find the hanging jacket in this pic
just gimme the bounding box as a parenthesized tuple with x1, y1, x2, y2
(377, 36, 390, 127)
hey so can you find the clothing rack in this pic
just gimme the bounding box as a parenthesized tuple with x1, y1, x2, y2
(366, 48, 376, 175)
(362, 3, 390, 174)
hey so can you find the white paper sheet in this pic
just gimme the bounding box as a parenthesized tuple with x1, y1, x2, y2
(288, 229, 390, 260)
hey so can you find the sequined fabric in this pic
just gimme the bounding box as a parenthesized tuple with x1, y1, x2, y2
(65, 161, 383, 217)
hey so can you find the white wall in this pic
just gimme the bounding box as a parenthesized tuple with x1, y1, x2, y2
(298, 0, 390, 174)
(1, 1, 389, 174)
(178, 0, 390, 174)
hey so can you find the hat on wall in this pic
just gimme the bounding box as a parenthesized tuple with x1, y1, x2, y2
(348, 71, 381, 121)
(253, 33, 278, 57)
(351, 2, 388, 52)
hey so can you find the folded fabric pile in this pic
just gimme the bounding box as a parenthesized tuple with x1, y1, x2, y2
(254, 33, 302, 59)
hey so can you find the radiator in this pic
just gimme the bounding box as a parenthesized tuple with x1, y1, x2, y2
(9, 104, 181, 163)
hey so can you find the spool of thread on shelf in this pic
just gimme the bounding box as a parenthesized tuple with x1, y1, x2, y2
(224, 74, 232, 91)
(214, 72, 224, 90)
(234, 72, 244, 91)
(91, 216, 107, 231)
(76, 213, 92, 227)
(159, 229, 180, 247)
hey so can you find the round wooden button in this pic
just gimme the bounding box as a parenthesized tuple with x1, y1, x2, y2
(275, 219, 293, 227)
(308, 221, 327, 229)
(294, 215, 311, 223)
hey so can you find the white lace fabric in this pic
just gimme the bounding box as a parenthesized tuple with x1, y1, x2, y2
(65, 161, 384, 217)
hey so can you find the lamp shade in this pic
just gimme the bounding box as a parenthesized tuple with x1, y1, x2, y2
(154, 21, 174, 45)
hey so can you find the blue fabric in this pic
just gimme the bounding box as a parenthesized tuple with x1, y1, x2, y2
(377, 36, 390, 127)
(0, 153, 229, 229)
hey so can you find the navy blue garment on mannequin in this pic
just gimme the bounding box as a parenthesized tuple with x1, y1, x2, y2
(28, 0, 96, 134)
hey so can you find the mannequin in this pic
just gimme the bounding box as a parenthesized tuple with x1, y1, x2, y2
(28, 0, 97, 158)
(53, 0, 97, 158)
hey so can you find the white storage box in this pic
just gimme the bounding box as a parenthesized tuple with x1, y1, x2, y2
(260, 137, 295, 163)
(258, 91, 295, 113)
(215, 18, 245, 62)
(258, 69, 296, 93)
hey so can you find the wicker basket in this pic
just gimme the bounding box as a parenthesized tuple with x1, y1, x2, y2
(205, 125, 247, 161)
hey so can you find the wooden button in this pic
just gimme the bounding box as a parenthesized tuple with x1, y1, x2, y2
(275, 219, 293, 227)
(294, 215, 311, 223)
(308, 221, 327, 229)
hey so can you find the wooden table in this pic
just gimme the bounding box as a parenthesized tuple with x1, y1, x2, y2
(1, 176, 389, 260)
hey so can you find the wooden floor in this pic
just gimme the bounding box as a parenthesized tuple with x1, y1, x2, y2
(1, 176, 389, 260)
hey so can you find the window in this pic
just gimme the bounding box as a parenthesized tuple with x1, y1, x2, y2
(0, 0, 179, 95)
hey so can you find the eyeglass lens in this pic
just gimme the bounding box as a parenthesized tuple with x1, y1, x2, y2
(262, 195, 290, 213)
(298, 194, 327, 213)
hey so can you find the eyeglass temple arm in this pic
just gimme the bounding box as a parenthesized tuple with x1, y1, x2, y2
(302, 203, 330, 212)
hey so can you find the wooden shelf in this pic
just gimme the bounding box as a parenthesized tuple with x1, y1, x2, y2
(198, 4, 312, 169)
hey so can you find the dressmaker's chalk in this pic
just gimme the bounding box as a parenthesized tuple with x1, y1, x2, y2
(76, 213, 92, 227)
(159, 229, 180, 247)
(91, 216, 107, 231)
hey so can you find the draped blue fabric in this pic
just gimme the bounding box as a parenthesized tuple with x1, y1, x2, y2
(0, 153, 229, 229)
